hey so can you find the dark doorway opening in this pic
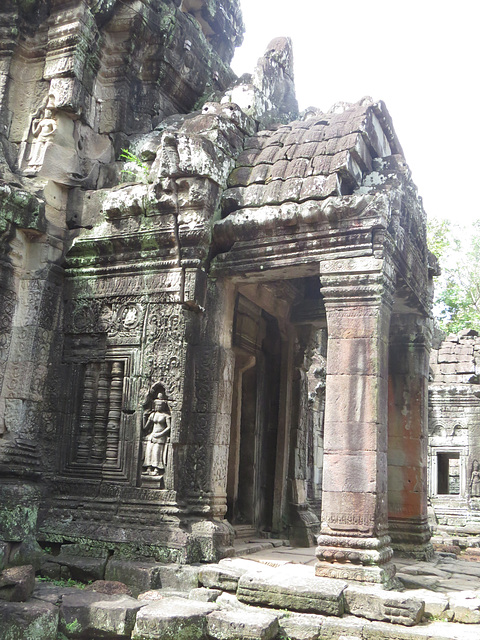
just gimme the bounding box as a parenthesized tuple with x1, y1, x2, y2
(227, 295, 281, 533)
(437, 452, 460, 495)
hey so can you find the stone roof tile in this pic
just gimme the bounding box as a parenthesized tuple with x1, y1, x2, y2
(243, 131, 271, 150)
(284, 158, 312, 179)
(249, 163, 270, 184)
(236, 148, 260, 167)
(269, 159, 290, 180)
(263, 180, 284, 205)
(256, 144, 284, 165)
(292, 141, 324, 160)
(227, 166, 252, 187)
(311, 155, 332, 176)
(222, 101, 399, 216)
(299, 174, 338, 201)
(300, 127, 327, 143)
(280, 177, 304, 202)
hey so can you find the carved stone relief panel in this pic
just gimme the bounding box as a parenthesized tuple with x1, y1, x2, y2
(142, 303, 186, 408)
(59, 351, 135, 482)
(65, 296, 145, 341)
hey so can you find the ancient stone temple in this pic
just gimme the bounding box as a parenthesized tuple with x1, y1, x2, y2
(0, 0, 434, 586)
(428, 329, 480, 533)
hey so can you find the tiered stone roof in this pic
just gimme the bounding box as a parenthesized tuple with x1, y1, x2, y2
(222, 99, 402, 217)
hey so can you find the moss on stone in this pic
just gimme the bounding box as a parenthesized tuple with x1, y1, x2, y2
(0, 184, 45, 234)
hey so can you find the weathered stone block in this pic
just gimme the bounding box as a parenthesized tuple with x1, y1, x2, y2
(32, 581, 83, 605)
(450, 592, 480, 623)
(317, 614, 365, 639)
(277, 612, 324, 640)
(0, 542, 9, 571)
(199, 563, 246, 591)
(362, 618, 473, 639)
(189, 586, 222, 602)
(207, 608, 279, 640)
(54, 554, 107, 583)
(132, 596, 216, 640)
(402, 589, 449, 620)
(344, 584, 424, 626)
(0, 599, 59, 640)
(0, 564, 35, 602)
(236, 565, 346, 615)
(215, 591, 251, 611)
(60, 591, 145, 638)
(137, 589, 188, 601)
(105, 559, 162, 597)
(155, 563, 200, 591)
(84, 580, 132, 596)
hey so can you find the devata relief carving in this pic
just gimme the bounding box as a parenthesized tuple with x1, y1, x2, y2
(142, 390, 171, 481)
(470, 460, 480, 498)
(0, 0, 433, 572)
(26, 95, 58, 173)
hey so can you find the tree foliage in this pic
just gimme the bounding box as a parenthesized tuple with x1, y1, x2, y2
(427, 218, 480, 333)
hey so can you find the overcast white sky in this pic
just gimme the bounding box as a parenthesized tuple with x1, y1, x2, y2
(232, 0, 479, 227)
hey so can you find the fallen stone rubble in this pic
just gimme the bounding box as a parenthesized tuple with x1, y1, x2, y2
(1, 556, 480, 639)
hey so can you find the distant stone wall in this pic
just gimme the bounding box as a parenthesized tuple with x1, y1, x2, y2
(428, 329, 480, 533)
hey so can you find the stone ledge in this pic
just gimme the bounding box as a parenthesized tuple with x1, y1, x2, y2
(236, 564, 346, 616)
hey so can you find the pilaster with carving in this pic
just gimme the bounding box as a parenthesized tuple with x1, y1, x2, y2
(316, 256, 396, 586)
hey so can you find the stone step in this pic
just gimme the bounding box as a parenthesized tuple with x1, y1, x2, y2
(233, 540, 278, 557)
(234, 525, 258, 540)
(237, 563, 346, 616)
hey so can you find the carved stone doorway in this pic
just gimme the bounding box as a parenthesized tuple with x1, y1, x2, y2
(227, 295, 281, 534)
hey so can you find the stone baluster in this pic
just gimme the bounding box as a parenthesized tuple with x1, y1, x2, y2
(91, 362, 110, 464)
(104, 361, 124, 467)
(316, 257, 396, 587)
(76, 363, 95, 463)
(388, 313, 433, 559)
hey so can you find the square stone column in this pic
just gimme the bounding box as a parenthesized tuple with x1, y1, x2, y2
(316, 258, 396, 587)
(388, 313, 433, 559)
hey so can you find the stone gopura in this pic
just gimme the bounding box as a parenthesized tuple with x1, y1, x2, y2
(0, 0, 434, 586)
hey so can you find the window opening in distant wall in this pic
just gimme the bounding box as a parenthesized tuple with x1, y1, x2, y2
(437, 452, 460, 495)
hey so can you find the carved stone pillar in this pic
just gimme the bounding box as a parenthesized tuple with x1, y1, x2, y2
(288, 329, 321, 546)
(316, 257, 396, 587)
(388, 314, 433, 559)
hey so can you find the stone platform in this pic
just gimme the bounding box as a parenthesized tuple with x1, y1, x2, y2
(2, 544, 480, 639)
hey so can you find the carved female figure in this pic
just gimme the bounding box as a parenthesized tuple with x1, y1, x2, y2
(143, 393, 171, 476)
(27, 97, 57, 171)
(470, 460, 480, 497)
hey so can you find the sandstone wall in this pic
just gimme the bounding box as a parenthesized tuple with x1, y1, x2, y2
(429, 329, 480, 532)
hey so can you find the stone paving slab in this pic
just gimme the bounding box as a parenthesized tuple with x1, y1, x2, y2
(207, 608, 279, 639)
(131, 596, 217, 640)
(237, 563, 346, 616)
